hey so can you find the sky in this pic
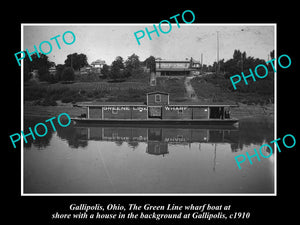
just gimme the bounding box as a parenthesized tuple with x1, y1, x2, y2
(23, 24, 275, 66)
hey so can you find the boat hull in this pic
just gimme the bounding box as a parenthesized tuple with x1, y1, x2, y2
(71, 118, 239, 127)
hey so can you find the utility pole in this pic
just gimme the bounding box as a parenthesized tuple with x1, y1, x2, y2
(241, 53, 243, 72)
(216, 31, 220, 74)
(71, 54, 73, 69)
(201, 53, 203, 74)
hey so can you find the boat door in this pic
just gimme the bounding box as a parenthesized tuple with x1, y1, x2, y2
(148, 106, 162, 119)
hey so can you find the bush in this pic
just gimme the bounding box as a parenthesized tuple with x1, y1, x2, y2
(34, 97, 57, 106)
(24, 86, 46, 100)
(61, 67, 75, 81)
(55, 64, 65, 81)
(61, 95, 74, 103)
(24, 72, 32, 82)
(38, 66, 51, 82)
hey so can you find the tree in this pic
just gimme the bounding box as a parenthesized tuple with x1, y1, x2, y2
(113, 56, 124, 69)
(61, 67, 75, 81)
(270, 50, 274, 59)
(223, 58, 240, 78)
(38, 66, 50, 82)
(124, 54, 142, 78)
(202, 64, 208, 73)
(55, 64, 65, 81)
(267, 50, 275, 72)
(109, 56, 125, 81)
(125, 53, 140, 71)
(64, 53, 88, 70)
(223, 49, 268, 80)
(144, 56, 156, 73)
(24, 53, 53, 82)
(233, 49, 242, 61)
(101, 64, 110, 79)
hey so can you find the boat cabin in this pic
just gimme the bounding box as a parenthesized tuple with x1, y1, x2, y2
(77, 91, 236, 122)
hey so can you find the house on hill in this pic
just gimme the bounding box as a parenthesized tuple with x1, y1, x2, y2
(48, 66, 56, 76)
(80, 66, 92, 75)
(155, 58, 201, 76)
(90, 59, 106, 74)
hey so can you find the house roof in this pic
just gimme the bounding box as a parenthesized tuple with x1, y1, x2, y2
(156, 68, 192, 72)
(147, 91, 169, 95)
(155, 59, 201, 64)
(156, 60, 190, 63)
(91, 59, 105, 65)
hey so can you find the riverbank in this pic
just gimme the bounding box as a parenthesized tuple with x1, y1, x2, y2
(24, 100, 274, 122)
(24, 74, 274, 122)
(24, 77, 187, 105)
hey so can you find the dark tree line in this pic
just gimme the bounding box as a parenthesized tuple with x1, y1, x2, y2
(101, 54, 156, 81)
(24, 52, 88, 83)
(24, 53, 54, 82)
(212, 49, 275, 96)
(24, 51, 157, 83)
(215, 49, 274, 78)
(64, 53, 88, 70)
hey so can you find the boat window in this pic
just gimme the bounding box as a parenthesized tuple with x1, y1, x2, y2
(224, 107, 230, 118)
(155, 94, 161, 102)
(209, 107, 224, 119)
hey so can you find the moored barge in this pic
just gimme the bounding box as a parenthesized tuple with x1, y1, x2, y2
(72, 91, 239, 126)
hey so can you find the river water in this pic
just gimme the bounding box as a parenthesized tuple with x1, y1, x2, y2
(23, 117, 274, 194)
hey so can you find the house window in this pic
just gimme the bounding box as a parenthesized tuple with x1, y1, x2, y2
(112, 109, 118, 114)
(155, 144, 160, 153)
(155, 94, 161, 102)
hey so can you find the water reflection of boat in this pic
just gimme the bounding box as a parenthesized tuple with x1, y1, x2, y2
(72, 92, 239, 126)
(74, 126, 238, 143)
(25, 117, 273, 154)
(74, 126, 239, 156)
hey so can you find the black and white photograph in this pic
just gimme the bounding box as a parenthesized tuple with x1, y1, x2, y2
(5, 4, 299, 225)
(22, 24, 275, 195)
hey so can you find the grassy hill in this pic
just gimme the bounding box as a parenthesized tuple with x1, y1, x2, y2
(24, 73, 274, 120)
(190, 73, 274, 105)
(24, 72, 274, 106)
(24, 76, 187, 105)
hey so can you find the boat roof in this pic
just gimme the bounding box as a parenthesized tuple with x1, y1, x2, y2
(156, 60, 190, 63)
(76, 101, 238, 107)
(170, 102, 238, 107)
(76, 102, 146, 107)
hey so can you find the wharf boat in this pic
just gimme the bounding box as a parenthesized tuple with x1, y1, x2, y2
(71, 91, 239, 126)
